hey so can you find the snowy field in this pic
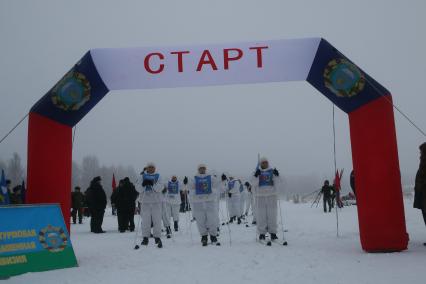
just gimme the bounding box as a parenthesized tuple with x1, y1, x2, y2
(7, 199, 426, 284)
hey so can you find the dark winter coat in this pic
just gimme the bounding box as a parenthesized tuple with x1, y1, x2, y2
(71, 191, 85, 209)
(85, 181, 107, 211)
(111, 180, 139, 210)
(350, 170, 356, 195)
(414, 153, 426, 210)
(321, 185, 335, 198)
(9, 192, 22, 204)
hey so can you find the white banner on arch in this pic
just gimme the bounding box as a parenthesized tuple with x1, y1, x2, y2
(90, 38, 321, 91)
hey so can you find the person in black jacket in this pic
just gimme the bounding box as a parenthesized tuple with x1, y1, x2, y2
(111, 177, 139, 232)
(350, 170, 356, 196)
(321, 180, 335, 213)
(414, 142, 426, 246)
(71, 186, 85, 224)
(180, 176, 190, 212)
(10, 185, 23, 204)
(86, 176, 107, 233)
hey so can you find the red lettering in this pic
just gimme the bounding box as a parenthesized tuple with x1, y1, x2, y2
(144, 52, 165, 74)
(223, 48, 243, 70)
(249, 46, 268, 68)
(196, 50, 218, 72)
(170, 51, 190, 72)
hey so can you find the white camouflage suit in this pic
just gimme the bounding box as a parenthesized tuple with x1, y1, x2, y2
(189, 172, 221, 237)
(247, 185, 256, 222)
(225, 178, 242, 219)
(164, 178, 181, 226)
(239, 183, 247, 217)
(140, 171, 164, 239)
(251, 166, 281, 235)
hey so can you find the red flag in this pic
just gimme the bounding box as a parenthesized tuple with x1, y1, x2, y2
(334, 169, 344, 208)
(112, 174, 117, 191)
(334, 170, 341, 192)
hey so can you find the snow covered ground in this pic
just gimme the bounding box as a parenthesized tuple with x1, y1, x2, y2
(7, 199, 426, 284)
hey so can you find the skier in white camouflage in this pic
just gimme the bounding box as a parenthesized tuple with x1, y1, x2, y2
(224, 175, 243, 224)
(163, 175, 182, 238)
(189, 164, 222, 246)
(238, 180, 246, 221)
(139, 162, 165, 248)
(244, 181, 256, 224)
(251, 157, 281, 242)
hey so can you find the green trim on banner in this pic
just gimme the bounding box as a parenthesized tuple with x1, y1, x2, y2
(0, 247, 77, 277)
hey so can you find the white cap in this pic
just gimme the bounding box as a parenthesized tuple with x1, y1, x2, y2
(259, 157, 268, 163)
(198, 164, 207, 170)
(146, 162, 156, 168)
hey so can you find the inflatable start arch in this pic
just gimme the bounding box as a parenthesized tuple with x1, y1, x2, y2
(27, 38, 409, 252)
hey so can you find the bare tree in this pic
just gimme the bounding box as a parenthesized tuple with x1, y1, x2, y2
(7, 152, 24, 186)
(125, 165, 138, 183)
(72, 156, 139, 201)
(81, 155, 100, 189)
(99, 165, 113, 201)
(0, 157, 6, 173)
(72, 160, 82, 189)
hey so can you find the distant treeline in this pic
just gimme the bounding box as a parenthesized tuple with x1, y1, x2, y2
(0, 152, 25, 187)
(1, 153, 138, 200)
(72, 155, 138, 200)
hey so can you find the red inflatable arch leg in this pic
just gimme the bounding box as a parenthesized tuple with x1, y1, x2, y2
(349, 95, 409, 252)
(26, 112, 72, 233)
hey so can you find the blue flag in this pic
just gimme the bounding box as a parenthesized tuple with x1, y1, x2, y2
(0, 169, 10, 205)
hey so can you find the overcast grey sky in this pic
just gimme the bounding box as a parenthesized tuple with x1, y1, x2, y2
(0, 0, 425, 182)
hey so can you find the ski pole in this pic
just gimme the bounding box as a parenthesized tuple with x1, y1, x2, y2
(277, 197, 288, 246)
(185, 191, 193, 245)
(133, 209, 142, 249)
(164, 201, 176, 243)
(315, 192, 322, 208)
(311, 191, 321, 207)
(134, 189, 146, 250)
(223, 180, 232, 246)
(276, 176, 288, 246)
(219, 196, 232, 246)
(253, 184, 260, 243)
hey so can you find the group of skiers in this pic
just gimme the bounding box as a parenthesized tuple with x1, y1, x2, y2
(135, 157, 282, 248)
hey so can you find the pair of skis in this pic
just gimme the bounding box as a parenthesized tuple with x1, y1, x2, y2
(134, 236, 163, 249)
(134, 242, 162, 250)
(203, 241, 221, 247)
(259, 236, 288, 246)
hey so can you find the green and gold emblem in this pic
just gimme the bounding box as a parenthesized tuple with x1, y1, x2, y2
(324, 59, 365, 98)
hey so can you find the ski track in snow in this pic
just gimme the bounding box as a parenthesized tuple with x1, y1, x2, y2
(7, 200, 426, 284)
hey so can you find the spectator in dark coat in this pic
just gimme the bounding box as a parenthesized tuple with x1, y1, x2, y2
(180, 176, 190, 212)
(111, 178, 139, 232)
(10, 185, 23, 204)
(71, 186, 85, 224)
(321, 180, 335, 213)
(414, 142, 426, 246)
(350, 170, 356, 196)
(85, 176, 107, 233)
